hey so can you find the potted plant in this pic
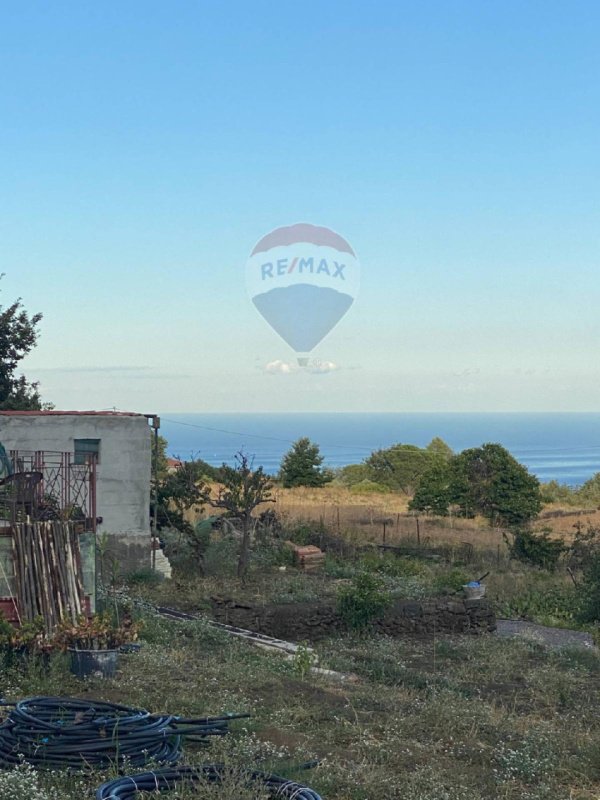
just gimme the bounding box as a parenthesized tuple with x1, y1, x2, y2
(54, 612, 140, 678)
(0, 613, 52, 667)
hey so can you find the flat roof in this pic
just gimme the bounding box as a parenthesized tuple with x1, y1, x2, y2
(0, 410, 146, 417)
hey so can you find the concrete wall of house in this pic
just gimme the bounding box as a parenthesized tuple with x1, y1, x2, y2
(0, 413, 151, 571)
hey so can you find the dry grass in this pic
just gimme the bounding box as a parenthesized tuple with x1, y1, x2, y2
(269, 485, 506, 556)
(186, 482, 600, 560)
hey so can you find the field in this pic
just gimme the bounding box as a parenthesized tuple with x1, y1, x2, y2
(269, 485, 600, 547)
(3, 486, 600, 800)
(3, 603, 600, 800)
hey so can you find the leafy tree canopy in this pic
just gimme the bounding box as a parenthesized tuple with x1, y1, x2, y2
(280, 437, 333, 488)
(155, 459, 209, 534)
(0, 280, 45, 410)
(411, 443, 542, 528)
(425, 437, 454, 461)
(577, 473, 600, 505)
(338, 463, 370, 486)
(449, 443, 542, 527)
(409, 460, 453, 515)
(364, 443, 436, 494)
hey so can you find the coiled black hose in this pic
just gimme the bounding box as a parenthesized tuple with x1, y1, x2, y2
(95, 764, 323, 800)
(0, 697, 248, 769)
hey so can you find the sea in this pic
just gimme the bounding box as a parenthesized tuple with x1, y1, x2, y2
(159, 413, 600, 487)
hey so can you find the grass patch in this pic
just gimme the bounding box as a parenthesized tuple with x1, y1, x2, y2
(2, 604, 600, 800)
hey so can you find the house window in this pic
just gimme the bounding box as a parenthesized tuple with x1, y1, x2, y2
(74, 439, 101, 465)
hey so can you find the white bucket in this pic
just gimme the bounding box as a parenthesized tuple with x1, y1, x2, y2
(463, 584, 486, 600)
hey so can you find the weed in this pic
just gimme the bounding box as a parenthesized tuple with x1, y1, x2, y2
(576, 552, 600, 623)
(292, 642, 317, 679)
(431, 567, 470, 594)
(505, 528, 566, 571)
(494, 728, 558, 784)
(359, 551, 429, 578)
(337, 572, 392, 630)
(124, 567, 163, 585)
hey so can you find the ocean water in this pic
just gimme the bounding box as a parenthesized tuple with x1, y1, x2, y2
(159, 413, 600, 487)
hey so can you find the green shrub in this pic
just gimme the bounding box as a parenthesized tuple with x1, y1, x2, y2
(576, 552, 600, 624)
(360, 552, 428, 578)
(569, 523, 600, 572)
(324, 554, 357, 578)
(505, 528, 566, 571)
(159, 527, 197, 577)
(432, 567, 470, 594)
(338, 463, 370, 486)
(349, 479, 391, 494)
(283, 520, 321, 546)
(203, 536, 239, 577)
(125, 567, 163, 585)
(496, 585, 579, 625)
(337, 572, 391, 630)
(539, 480, 580, 506)
(251, 541, 295, 570)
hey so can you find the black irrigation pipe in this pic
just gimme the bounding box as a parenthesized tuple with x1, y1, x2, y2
(0, 697, 249, 769)
(95, 763, 323, 800)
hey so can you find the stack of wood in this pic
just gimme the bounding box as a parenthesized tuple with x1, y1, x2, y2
(12, 521, 85, 630)
(285, 541, 325, 572)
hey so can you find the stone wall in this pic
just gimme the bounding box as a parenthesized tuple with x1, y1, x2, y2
(211, 597, 496, 640)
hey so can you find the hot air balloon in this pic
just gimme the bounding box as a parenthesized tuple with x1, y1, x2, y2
(246, 223, 360, 365)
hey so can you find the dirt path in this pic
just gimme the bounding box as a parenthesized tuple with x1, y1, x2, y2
(496, 618, 595, 649)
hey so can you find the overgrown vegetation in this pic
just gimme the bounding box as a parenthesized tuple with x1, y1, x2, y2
(99, 437, 600, 799)
(3, 588, 600, 800)
(337, 572, 391, 630)
(156, 451, 273, 581)
(504, 528, 566, 571)
(411, 443, 542, 526)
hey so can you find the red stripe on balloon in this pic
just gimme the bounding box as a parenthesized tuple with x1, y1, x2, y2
(251, 223, 355, 257)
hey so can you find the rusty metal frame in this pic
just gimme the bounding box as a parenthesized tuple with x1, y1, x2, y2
(1, 450, 97, 532)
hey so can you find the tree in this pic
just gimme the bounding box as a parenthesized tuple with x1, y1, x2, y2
(0, 281, 44, 410)
(449, 443, 542, 527)
(365, 443, 435, 494)
(151, 434, 170, 483)
(205, 452, 274, 580)
(280, 437, 333, 488)
(576, 473, 600, 506)
(409, 460, 452, 515)
(425, 437, 453, 461)
(338, 463, 371, 486)
(155, 459, 209, 535)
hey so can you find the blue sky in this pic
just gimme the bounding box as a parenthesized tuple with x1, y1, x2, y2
(1, 1, 599, 412)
